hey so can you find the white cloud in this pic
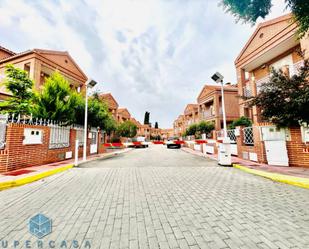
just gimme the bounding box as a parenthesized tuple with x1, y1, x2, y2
(0, 0, 290, 128)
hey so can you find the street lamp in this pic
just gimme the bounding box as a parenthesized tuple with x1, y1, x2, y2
(211, 72, 227, 138)
(211, 72, 231, 166)
(83, 78, 97, 162)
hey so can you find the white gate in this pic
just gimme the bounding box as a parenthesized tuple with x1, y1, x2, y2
(227, 129, 238, 156)
(261, 127, 289, 166)
(90, 129, 98, 154)
(0, 114, 7, 149)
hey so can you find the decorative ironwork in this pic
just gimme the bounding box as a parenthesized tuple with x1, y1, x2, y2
(243, 127, 254, 145)
(227, 129, 236, 143)
(48, 125, 70, 149)
(75, 127, 84, 147)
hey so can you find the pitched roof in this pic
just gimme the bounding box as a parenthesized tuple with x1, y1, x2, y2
(117, 108, 131, 118)
(197, 84, 237, 103)
(235, 13, 296, 66)
(0, 49, 87, 81)
(184, 104, 198, 115)
(130, 117, 142, 126)
(0, 45, 16, 60)
(99, 93, 119, 109)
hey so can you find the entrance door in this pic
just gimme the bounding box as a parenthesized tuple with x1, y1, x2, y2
(261, 126, 289, 166)
(90, 131, 98, 154)
(264, 140, 289, 166)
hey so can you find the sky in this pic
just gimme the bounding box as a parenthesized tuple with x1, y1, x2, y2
(0, 0, 289, 128)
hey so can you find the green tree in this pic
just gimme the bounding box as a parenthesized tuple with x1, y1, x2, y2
(75, 92, 117, 131)
(185, 123, 198, 136)
(32, 72, 81, 124)
(144, 111, 150, 124)
(104, 116, 117, 135)
(0, 64, 34, 114)
(228, 116, 252, 129)
(221, 0, 309, 37)
(87, 93, 110, 128)
(116, 120, 138, 138)
(248, 60, 309, 127)
(197, 121, 215, 135)
(154, 121, 158, 129)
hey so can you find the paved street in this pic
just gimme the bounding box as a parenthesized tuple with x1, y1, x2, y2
(0, 145, 309, 249)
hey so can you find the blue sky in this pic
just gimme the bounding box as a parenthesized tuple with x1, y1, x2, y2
(0, 0, 288, 128)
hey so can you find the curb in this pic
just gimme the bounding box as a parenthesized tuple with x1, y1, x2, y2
(0, 164, 73, 191)
(0, 149, 133, 191)
(233, 164, 309, 189)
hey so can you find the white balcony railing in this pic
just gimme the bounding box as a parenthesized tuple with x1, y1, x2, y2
(243, 85, 252, 97)
(255, 75, 270, 94)
(255, 60, 304, 94)
(289, 60, 304, 77)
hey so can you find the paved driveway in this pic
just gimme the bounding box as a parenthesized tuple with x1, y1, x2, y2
(0, 145, 309, 249)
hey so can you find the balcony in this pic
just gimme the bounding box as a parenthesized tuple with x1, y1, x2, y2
(289, 60, 304, 77)
(243, 85, 252, 98)
(255, 60, 304, 94)
(202, 109, 213, 119)
(256, 75, 270, 94)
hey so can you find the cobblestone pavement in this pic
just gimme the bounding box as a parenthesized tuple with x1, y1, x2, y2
(0, 145, 309, 249)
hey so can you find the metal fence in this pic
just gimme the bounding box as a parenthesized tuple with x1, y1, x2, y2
(49, 125, 70, 149)
(227, 129, 236, 143)
(75, 127, 84, 147)
(0, 116, 6, 149)
(243, 126, 254, 145)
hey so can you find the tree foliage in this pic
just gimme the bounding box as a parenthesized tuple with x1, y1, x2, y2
(74, 92, 117, 131)
(154, 121, 158, 129)
(221, 0, 309, 37)
(0, 64, 34, 114)
(144, 111, 150, 124)
(32, 72, 81, 124)
(116, 120, 138, 138)
(228, 116, 252, 129)
(184, 121, 215, 138)
(249, 60, 309, 127)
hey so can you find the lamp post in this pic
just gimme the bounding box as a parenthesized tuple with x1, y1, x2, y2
(83, 78, 97, 162)
(211, 72, 231, 166)
(211, 72, 228, 138)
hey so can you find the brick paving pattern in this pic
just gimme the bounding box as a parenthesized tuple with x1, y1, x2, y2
(0, 146, 309, 248)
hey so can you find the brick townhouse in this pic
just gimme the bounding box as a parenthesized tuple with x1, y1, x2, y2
(173, 115, 185, 137)
(117, 108, 131, 123)
(197, 84, 239, 131)
(160, 128, 174, 139)
(99, 93, 119, 120)
(0, 47, 87, 100)
(235, 13, 309, 167)
(183, 104, 199, 131)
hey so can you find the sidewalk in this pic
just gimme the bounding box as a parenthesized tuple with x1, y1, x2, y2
(0, 148, 132, 191)
(181, 147, 309, 189)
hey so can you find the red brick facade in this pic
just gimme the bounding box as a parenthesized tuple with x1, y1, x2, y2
(0, 123, 106, 173)
(234, 14, 309, 167)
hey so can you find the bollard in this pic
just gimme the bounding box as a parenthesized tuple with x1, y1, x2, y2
(75, 140, 79, 166)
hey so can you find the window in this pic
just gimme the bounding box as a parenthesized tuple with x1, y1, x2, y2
(244, 71, 250, 81)
(24, 63, 31, 75)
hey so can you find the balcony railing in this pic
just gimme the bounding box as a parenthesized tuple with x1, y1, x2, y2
(289, 60, 304, 77)
(256, 75, 270, 94)
(243, 85, 252, 97)
(202, 109, 213, 118)
(255, 60, 304, 94)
